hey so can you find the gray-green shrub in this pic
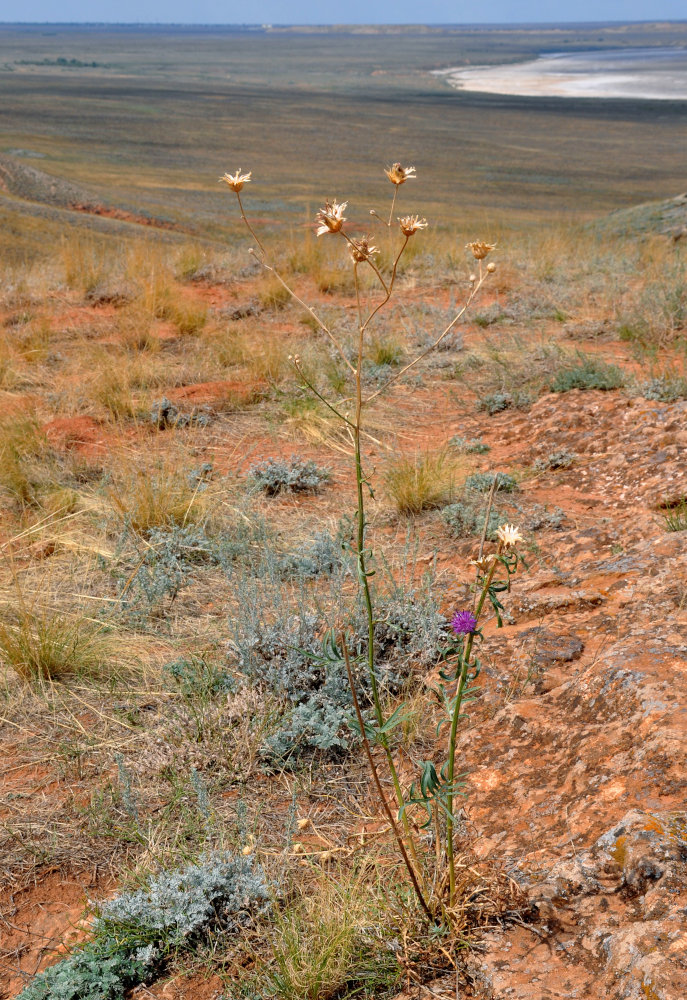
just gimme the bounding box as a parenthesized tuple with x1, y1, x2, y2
(249, 457, 330, 495)
(551, 357, 624, 392)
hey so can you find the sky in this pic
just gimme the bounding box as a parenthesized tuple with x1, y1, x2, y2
(1, 1, 686, 25)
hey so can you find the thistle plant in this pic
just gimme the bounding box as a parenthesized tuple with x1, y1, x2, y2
(221, 164, 523, 926)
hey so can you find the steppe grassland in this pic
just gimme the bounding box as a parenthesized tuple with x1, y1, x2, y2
(0, 23, 686, 1000)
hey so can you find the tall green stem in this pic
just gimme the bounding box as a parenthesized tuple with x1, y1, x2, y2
(342, 640, 433, 921)
(228, 183, 502, 921)
(445, 554, 500, 903)
(353, 382, 423, 876)
(353, 266, 385, 732)
(352, 267, 421, 874)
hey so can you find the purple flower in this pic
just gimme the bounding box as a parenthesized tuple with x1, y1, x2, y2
(451, 610, 477, 636)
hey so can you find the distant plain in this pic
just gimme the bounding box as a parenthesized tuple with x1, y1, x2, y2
(1, 21, 687, 259)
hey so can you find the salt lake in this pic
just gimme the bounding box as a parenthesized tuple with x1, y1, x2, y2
(434, 47, 687, 100)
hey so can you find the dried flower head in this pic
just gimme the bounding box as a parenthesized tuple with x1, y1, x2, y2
(296, 817, 311, 830)
(496, 523, 522, 549)
(469, 553, 497, 574)
(219, 169, 252, 193)
(348, 236, 380, 263)
(385, 162, 416, 185)
(466, 241, 496, 260)
(315, 200, 347, 236)
(398, 215, 428, 237)
(487, 262, 496, 273)
(451, 609, 478, 636)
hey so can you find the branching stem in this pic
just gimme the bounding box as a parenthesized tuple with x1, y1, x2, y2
(226, 177, 501, 922)
(365, 270, 489, 404)
(248, 253, 355, 375)
(291, 360, 355, 429)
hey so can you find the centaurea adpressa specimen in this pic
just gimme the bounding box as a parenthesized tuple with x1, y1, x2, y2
(221, 163, 516, 926)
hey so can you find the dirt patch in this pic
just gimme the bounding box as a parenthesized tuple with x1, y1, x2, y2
(132, 970, 226, 1000)
(41, 416, 105, 456)
(166, 379, 268, 408)
(0, 869, 106, 999)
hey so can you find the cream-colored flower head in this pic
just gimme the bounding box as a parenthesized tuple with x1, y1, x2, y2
(315, 200, 347, 236)
(219, 169, 251, 193)
(466, 241, 496, 260)
(496, 524, 522, 549)
(469, 553, 497, 574)
(398, 214, 428, 237)
(348, 235, 380, 263)
(385, 162, 416, 185)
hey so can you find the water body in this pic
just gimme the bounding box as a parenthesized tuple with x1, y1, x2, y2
(435, 48, 687, 100)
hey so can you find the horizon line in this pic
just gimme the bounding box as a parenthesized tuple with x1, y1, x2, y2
(2, 19, 687, 28)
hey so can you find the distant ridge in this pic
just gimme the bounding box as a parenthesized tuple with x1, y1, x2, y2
(595, 192, 687, 239)
(0, 153, 181, 234)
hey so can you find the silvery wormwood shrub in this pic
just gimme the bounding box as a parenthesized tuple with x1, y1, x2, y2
(275, 528, 344, 579)
(18, 853, 269, 1000)
(96, 851, 270, 945)
(117, 515, 272, 620)
(249, 456, 330, 495)
(129, 524, 218, 607)
(229, 567, 450, 768)
(17, 941, 150, 1000)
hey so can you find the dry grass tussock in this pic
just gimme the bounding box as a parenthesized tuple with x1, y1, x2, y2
(0, 562, 139, 683)
(105, 455, 219, 535)
(264, 867, 392, 1000)
(0, 414, 56, 506)
(385, 449, 462, 515)
(208, 320, 299, 384)
(0, 604, 117, 682)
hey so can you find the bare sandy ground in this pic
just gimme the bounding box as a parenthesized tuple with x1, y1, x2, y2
(435, 47, 687, 100)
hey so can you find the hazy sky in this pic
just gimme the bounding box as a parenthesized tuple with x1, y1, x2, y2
(2, 1, 686, 25)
